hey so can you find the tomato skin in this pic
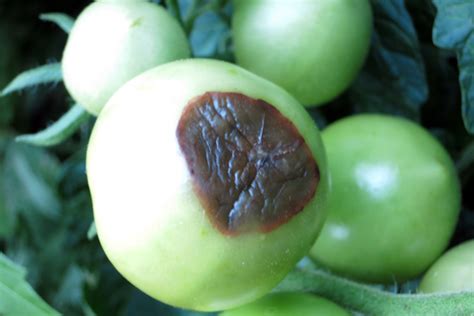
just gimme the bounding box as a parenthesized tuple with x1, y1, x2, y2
(87, 59, 329, 311)
(232, 0, 373, 107)
(62, 0, 190, 115)
(220, 292, 350, 316)
(309, 114, 461, 283)
(418, 240, 474, 293)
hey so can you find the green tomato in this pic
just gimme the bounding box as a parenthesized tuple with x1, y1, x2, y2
(62, 0, 190, 115)
(87, 59, 329, 311)
(232, 0, 372, 107)
(309, 114, 461, 283)
(418, 240, 474, 293)
(220, 292, 349, 316)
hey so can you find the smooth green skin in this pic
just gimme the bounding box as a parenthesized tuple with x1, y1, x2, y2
(310, 114, 461, 283)
(62, 0, 190, 116)
(232, 0, 372, 107)
(419, 240, 474, 293)
(220, 292, 349, 316)
(87, 59, 329, 311)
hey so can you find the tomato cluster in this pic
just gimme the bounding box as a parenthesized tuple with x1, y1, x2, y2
(60, 0, 467, 314)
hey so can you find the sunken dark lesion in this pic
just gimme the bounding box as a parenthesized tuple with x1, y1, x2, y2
(176, 92, 320, 236)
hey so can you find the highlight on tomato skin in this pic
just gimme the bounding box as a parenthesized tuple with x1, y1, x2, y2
(86, 59, 330, 311)
(418, 239, 474, 294)
(232, 0, 373, 107)
(310, 114, 461, 284)
(62, 0, 190, 116)
(219, 292, 350, 316)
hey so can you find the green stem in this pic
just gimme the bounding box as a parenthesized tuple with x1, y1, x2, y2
(15, 104, 90, 147)
(275, 267, 474, 316)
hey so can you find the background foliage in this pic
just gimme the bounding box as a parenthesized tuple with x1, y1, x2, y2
(0, 0, 473, 315)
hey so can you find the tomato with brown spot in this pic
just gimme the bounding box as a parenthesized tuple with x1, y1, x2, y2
(87, 59, 329, 311)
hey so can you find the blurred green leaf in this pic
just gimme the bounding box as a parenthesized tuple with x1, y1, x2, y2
(187, 0, 232, 60)
(190, 11, 230, 58)
(52, 265, 86, 311)
(1, 63, 62, 97)
(3, 142, 61, 219)
(165, 0, 183, 23)
(0, 167, 10, 237)
(16, 104, 90, 147)
(0, 253, 60, 316)
(40, 13, 75, 33)
(58, 147, 88, 198)
(84, 264, 133, 316)
(87, 223, 96, 240)
(349, 0, 428, 119)
(405, 0, 436, 42)
(0, 134, 14, 238)
(433, 0, 474, 134)
(457, 141, 474, 185)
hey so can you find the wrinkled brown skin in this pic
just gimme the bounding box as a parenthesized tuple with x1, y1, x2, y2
(177, 92, 319, 236)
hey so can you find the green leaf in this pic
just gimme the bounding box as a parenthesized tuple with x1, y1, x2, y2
(16, 105, 90, 147)
(3, 142, 62, 219)
(52, 265, 86, 311)
(433, 0, 474, 134)
(87, 222, 97, 240)
(190, 11, 231, 59)
(59, 147, 88, 196)
(458, 47, 474, 133)
(186, 0, 232, 60)
(349, 0, 428, 119)
(165, 0, 183, 23)
(457, 141, 474, 173)
(0, 134, 14, 238)
(0, 167, 14, 238)
(432, 0, 473, 50)
(1, 63, 62, 96)
(39, 13, 75, 34)
(0, 253, 60, 316)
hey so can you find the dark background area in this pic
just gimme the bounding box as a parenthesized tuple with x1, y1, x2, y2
(0, 0, 88, 133)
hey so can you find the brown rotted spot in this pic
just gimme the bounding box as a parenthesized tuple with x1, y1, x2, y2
(176, 92, 319, 236)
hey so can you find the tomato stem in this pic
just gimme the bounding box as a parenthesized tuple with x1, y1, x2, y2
(275, 266, 474, 315)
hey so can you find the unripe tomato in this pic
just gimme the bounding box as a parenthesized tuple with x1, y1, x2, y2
(87, 59, 329, 311)
(232, 0, 373, 107)
(419, 240, 474, 293)
(62, 0, 190, 115)
(220, 292, 350, 316)
(310, 114, 461, 283)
